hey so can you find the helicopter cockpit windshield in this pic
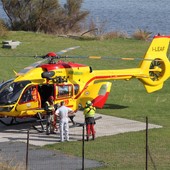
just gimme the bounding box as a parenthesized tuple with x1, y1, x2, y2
(0, 80, 30, 105)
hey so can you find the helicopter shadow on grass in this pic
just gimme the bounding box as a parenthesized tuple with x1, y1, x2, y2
(102, 103, 129, 110)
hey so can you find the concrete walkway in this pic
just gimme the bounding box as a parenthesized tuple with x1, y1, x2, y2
(0, 111, 162, 146)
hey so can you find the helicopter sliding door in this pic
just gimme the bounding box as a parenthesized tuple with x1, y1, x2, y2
(54, 84, 80, 110)
(16, 85, 41, 112)
(55, 84, 75, 107)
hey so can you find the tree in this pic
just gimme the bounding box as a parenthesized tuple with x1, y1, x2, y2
(1, 0, 61, 33)
(62, 0, 89, 33)
(1, 0, 89, 34)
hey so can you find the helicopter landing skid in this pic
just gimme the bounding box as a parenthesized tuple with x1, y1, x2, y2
(0, 113, 46, 133)
(0, 117, 37, 126)
(31, 112, 46, 133)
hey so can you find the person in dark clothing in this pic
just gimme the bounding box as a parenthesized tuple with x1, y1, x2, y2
(44, 96, 56, 135)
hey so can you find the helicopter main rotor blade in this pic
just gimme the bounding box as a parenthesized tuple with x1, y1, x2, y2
(61, 55, 160, 62)
(17, 46, 80, 75)
(56, 46, 80, 55)
(17, 58, 48, 75)
(88, 56, 153, 61)
(35, 46, 80, 59)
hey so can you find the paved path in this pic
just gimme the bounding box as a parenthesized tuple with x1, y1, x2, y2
(0, 141, 102, 170)
(0, 111, 162, 146)
(0, 112, 162, 170)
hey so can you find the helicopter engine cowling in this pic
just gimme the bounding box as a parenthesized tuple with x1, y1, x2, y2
(41, 71, 55, 80)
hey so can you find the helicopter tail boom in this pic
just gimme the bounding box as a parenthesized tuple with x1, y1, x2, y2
(87, 35, 170, 93)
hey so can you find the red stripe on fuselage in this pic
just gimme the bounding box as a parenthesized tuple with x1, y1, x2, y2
(74, 74, 132, 99)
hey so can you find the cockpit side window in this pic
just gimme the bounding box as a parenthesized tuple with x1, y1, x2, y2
(0, 80, 30, 105)
(19, 86, 35, 103)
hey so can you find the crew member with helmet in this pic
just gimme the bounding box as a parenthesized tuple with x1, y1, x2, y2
(55, 101, 74, 142)
(83, 100, 96, 141)
(31, 87, 41, 107)
(44, 96, 56, 135)
(31, 87, 38, 101)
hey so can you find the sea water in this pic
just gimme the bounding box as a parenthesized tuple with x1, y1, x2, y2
(1, 0, 170, 35)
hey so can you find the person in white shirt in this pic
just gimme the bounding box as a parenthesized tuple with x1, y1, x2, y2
(55, 101, 74, 142)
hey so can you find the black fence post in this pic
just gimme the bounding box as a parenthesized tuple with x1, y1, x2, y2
(82, 124, 85, 170)
(146, 116, 148, 170)
(26, 129, 30, 170)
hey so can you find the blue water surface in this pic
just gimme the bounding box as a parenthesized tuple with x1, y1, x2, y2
(1, 0, 170, 35)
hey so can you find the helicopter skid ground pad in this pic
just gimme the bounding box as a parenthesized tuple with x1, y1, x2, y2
(0, 111, 162, 146)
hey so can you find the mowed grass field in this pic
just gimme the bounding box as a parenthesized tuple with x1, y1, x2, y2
(0, 32, 170, 169)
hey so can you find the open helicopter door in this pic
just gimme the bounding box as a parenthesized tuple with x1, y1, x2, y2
(15, 85, 41, 114)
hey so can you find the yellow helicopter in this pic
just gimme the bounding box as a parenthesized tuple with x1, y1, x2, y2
(0, 35, 170, 125)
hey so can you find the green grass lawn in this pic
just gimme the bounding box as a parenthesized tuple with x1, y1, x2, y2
(0, 31, 170, 169)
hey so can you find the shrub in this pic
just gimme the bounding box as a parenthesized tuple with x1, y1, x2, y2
(1, 0, 89, 34)
(132, 29, 152, 41)
(0, 19, 8, 37)
(101, 31, 128, 40)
